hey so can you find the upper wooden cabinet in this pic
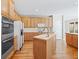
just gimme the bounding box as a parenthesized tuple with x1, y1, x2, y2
(1, 0, 21, 21)
(14, 11, 21, 21)
(22, 16, 53, 28)
(9, 0, 15, 20)
(22, 16, 31, 28)
(1, 0, 9, 18)
(9, 0, 21, 21)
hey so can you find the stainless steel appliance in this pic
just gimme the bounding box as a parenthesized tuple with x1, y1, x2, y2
(2, 16, 14, 59)
(14, 21, 24, 50)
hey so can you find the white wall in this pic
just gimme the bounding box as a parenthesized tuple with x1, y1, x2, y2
(53, 6, 78, 39)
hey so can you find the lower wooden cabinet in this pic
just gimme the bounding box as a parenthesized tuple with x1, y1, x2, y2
(66, 33, 78, 48)
(66, 33, 73, 45)
(24, 32, 40, 41)
(72, 35, 78, 48)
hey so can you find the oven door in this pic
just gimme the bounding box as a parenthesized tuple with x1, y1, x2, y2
(2, 16, 14, 34)
(2, 37, 14, 55)
(2, 23, 14, 34)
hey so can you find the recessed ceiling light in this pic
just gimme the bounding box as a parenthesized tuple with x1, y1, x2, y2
(35, 9, 39, 12)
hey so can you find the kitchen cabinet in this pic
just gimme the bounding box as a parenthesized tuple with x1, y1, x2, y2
(1, 0, 9, 18)
(24, 32, 30, 41)
(31, 17, 37, 27)
(24, 32, 40, 41)
(22, 16, 53, 28)
(22, 16, 31, 28)
(9, 0, 15, 20)
(1, 11, 9, 18)
(31, 17, 52, 27)
(72, 34, 78, 48)
(1, 0, 21, 21)
(66, 33, 78, 48)
(66, 19, 78, 48)
(14, 10, 21, 21)
(66, 33, 73, 45)
(9, 0, 21, 21)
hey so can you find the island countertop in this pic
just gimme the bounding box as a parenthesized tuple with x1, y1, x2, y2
(66, 33, 78, 35)
(33, 33, 55, 40)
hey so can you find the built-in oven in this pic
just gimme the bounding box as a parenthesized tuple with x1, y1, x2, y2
(1, 16, 14, 59)
(2, 33, 14, 55)
(2, 16, 14, 34)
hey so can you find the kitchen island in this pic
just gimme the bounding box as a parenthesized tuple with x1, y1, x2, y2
(33, 33, 56, 59)
(66, 33, 78, 48)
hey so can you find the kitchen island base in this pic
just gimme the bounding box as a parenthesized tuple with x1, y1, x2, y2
(33, 33, 56, 59)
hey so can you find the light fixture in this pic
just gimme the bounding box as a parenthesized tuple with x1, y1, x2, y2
(35, 9, 39, 12)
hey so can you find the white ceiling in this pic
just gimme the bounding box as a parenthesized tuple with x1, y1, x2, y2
(13, 0, 78, 16)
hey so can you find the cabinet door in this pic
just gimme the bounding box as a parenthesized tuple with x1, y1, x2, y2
(27, 18, 31, 27)
(22, 18, 26, 28)
(22, 17, 30, 28)
(72, 35, 78, 48)
(30, 17, 36, 27)
(24, 32, 30, 41)
(34, 18, 38, 27)
(1, 0, 9, 17)
(66, 33, 73, 45)
(9, 0, 16, 20)
(14, 12, 21, 21)
(22, 17, 53, 28)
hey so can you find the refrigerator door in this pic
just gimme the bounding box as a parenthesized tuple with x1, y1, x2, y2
(20, 22, 23, 49)
(22, 23, 24, 44)
(14, 21, 23, 50)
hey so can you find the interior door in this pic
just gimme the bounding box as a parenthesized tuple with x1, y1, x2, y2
(53, 16, 63, 40)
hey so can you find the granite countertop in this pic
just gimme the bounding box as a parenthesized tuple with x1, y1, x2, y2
(33, 33, 55, 40)
(66, 33, 78, 35)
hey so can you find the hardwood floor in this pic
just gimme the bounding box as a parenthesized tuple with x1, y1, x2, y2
(52, 40, 78, 59)
(12, 41, 33, 59)
(11, 40, 78, 59)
